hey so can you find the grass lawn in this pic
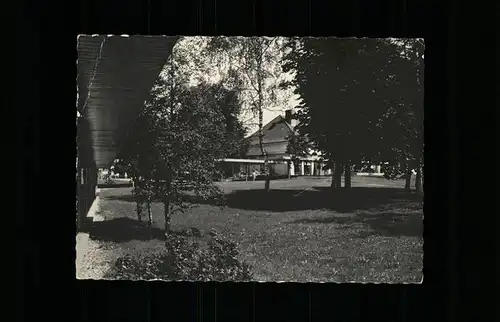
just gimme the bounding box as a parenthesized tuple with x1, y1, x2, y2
(91, 175, 423, 283)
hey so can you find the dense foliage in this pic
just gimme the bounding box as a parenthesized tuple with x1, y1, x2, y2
(108, 231, 253, 281)
(204, 37, 290, 191)
(118, 39, 248, 232)
(281, 38, 424, 192)
(285, 131, 312, 169)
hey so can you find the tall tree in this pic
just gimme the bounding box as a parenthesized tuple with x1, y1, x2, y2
(282, 38, 398, 189)
(152, 78, 229, 233)
(119, 40, 240, 234)
(375, 39, 424, 194)
(205, 37, 290, 191)
(194, 82, 249, 158)
(118, 94, 162, 226)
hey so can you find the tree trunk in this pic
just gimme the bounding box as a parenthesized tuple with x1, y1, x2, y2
(344, 162, 352, 188)
(264, 157, 270, 191)
(256, 43, 270, 192)
(136, 199, 143, 222)
(331, 161, 343, 189)
(404, 163, 412, 193)
(135, 179, 143, 221)
(146, 197, 153, 228)
(164, 196, 171, 234)
(415, 157, 423, 196)
(258, 104, 270, 191)
(164, 167, 173, 234)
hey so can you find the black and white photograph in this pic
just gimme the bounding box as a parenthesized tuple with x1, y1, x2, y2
(76, 35, 424, 283)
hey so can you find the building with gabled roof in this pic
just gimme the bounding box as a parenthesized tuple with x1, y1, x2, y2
(245, 109, 330, 176)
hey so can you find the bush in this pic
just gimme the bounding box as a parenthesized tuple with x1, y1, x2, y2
(112, 251, 171, 280)
(109, 231, 253, 281)
(359, 165, 375, 173)
(383, 164, 406, 180)
(102, 173, 114, 184)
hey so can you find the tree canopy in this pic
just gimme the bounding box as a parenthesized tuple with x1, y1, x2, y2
(118, 39, 248, 231)
(281, 37, 424, 190)
(204, 36, 295, 190)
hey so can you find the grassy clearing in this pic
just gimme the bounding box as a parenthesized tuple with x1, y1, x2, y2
(91, 176, 423, 282)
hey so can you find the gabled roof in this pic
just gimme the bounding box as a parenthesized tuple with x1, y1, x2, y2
(246, 115, 295, 145)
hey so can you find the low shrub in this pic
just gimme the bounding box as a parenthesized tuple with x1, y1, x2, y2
(383, 164, 406, 180)
(112, 250, 170, 280)
(109, 230, 253, 281)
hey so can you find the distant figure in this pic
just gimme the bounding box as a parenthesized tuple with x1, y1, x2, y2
(124, 172, 128, 179)
(252, 170, 257, 181)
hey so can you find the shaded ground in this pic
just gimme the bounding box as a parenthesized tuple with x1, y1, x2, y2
(84, 176, 423, 282)
(90, 218, 165, 242)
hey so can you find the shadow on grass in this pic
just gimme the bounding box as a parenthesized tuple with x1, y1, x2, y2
(89, 217, 165, 242)
(97, 183, 133, 188)
(102, 194, 137, 202)
(77, 217, 95, 233)
(290, 211, 423, 238)
(216, 187, 421, 213)
(102, 186, 422, 214)
(89, 217, 206, 242)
